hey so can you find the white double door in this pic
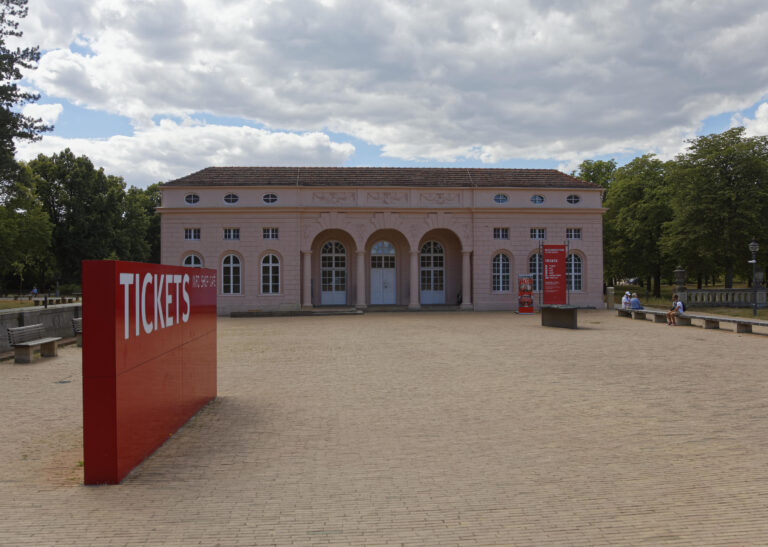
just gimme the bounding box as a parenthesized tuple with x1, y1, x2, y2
(370, 241, 396, 305)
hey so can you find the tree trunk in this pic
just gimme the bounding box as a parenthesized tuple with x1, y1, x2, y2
(697, 273, 702, 289)
(653, 270, 662, 297)
(725, 264, 734, 288)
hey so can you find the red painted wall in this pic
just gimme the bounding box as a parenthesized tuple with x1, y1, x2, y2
(82, 261, 217, 484)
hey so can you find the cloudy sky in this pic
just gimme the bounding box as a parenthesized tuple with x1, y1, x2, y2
(12, 0, 768, 188)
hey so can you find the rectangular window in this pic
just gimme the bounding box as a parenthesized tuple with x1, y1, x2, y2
(566, 228, 581, 240)
(493, 227, 509, 240)
(184, 228, 200, 240)
(530, 228, 546, 240)
(224, 228, 240, 240)
(263, 227, 279, 240)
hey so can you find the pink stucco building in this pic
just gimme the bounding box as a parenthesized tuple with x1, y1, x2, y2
(159, 167, 604, 315)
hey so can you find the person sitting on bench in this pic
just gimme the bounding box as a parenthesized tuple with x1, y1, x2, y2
(629, 292, 643, 310)
(666, 294, 684, 325)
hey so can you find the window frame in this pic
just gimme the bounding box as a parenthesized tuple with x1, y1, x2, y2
(529, 253, 543, 292)
(530, 227, 546, 240)
(262, 193, 278, 204)
(223, 193, 239, 204)
(492, 253, 511, 292)
(493, 193, 509, 204)
(222, 254, 242, 295)
(530, 194, 545, 204)
(223, 227, 240, 240)
(566, 194, 581, 205)
(183, 254, 203, 268)
(566, 228, 581, 240)
(566, 253, 583, 291)
(184, 193, 200, 205)
(493, 227, 509, 240)
(261, 253, 280, 295)
(262, 227, 279, 240)
(184, 228, 201, 240)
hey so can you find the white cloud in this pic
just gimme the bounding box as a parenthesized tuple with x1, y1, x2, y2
(21, 103, 64, 126)
(15, 120, 355, 188)
(735, 103, 768, 137)
(14, 0, 768, 169)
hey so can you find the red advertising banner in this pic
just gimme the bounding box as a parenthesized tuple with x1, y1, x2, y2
(518, 274, 534, 314)
(543, 245, 567, 305)
(82, 261, 217, 484)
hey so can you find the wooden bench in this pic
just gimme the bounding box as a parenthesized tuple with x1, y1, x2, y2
(72, 317, 83, 347)
(7, 324, 62, 364)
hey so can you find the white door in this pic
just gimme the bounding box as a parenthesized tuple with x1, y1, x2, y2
(420, 241, 445, 304)
(370, 241, 396, 304)
(321, 241, 346, 305)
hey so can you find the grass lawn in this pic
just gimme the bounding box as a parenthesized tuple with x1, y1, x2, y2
(0, 300, 35, 310)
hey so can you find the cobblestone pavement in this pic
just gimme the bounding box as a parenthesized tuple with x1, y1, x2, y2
(2, 310, 768, 546)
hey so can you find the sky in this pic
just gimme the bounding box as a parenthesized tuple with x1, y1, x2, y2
(11, 0, 768, 188)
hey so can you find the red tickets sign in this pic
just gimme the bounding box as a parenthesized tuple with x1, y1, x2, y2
(543, 245, 566, 305)
(82, 261, 217, 484)
(518, 274, 534, 314)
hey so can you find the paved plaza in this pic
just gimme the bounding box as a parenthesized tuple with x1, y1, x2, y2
(2, 310, 768, 546)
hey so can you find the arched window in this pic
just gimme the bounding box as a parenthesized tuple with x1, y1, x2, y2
(261, 254, 280, 294)
(529, 253, 542, 291)
(183, 254, 202, 267)
(492, 254, 510, 292)
(567, 254, 583, 291)
(222, 254, 241, 294)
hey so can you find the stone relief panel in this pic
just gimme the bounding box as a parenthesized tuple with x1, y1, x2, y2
(366, 191, 409, 206)
(419, 192, 460, 207)
(312, 191, 356, 206)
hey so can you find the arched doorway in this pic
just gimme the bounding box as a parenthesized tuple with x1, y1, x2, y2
(321, 240, 347, 305)
(420, 240, 445, 304)
(370, 241, 396, 304)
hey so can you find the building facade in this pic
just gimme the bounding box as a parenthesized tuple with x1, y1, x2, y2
(159, 167, 605, 315)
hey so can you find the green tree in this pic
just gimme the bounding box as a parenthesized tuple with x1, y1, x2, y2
(0, 162, 52, 293)
(575, 159, 617, 201)
(661, 127, 768, 288)
(0, 0, 51, 191)
(29, 149, 127, 283)
(603, 155, 672, 296)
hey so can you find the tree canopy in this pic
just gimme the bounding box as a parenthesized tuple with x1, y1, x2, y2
(593, 127, 768, 289)
(0, 0, 51, 192)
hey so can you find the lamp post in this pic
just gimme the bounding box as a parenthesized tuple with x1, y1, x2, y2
(748, 237, 759, 317)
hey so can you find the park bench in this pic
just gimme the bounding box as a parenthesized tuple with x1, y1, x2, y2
(7, 324, 62, 364)
(72, 317, 83, 347)
(615, 305, 768, 333)
(679, 312, 768, 333)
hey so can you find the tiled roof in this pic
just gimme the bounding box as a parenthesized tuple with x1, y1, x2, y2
(162, 167, 598, 189)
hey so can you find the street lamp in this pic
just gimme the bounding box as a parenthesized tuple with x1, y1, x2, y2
(748, 237, 759, 317)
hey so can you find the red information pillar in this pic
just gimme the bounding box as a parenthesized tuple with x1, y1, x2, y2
(542, 245, 567, 305)
(82, 261, 217, 484)
(518, 275, 534, 314)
